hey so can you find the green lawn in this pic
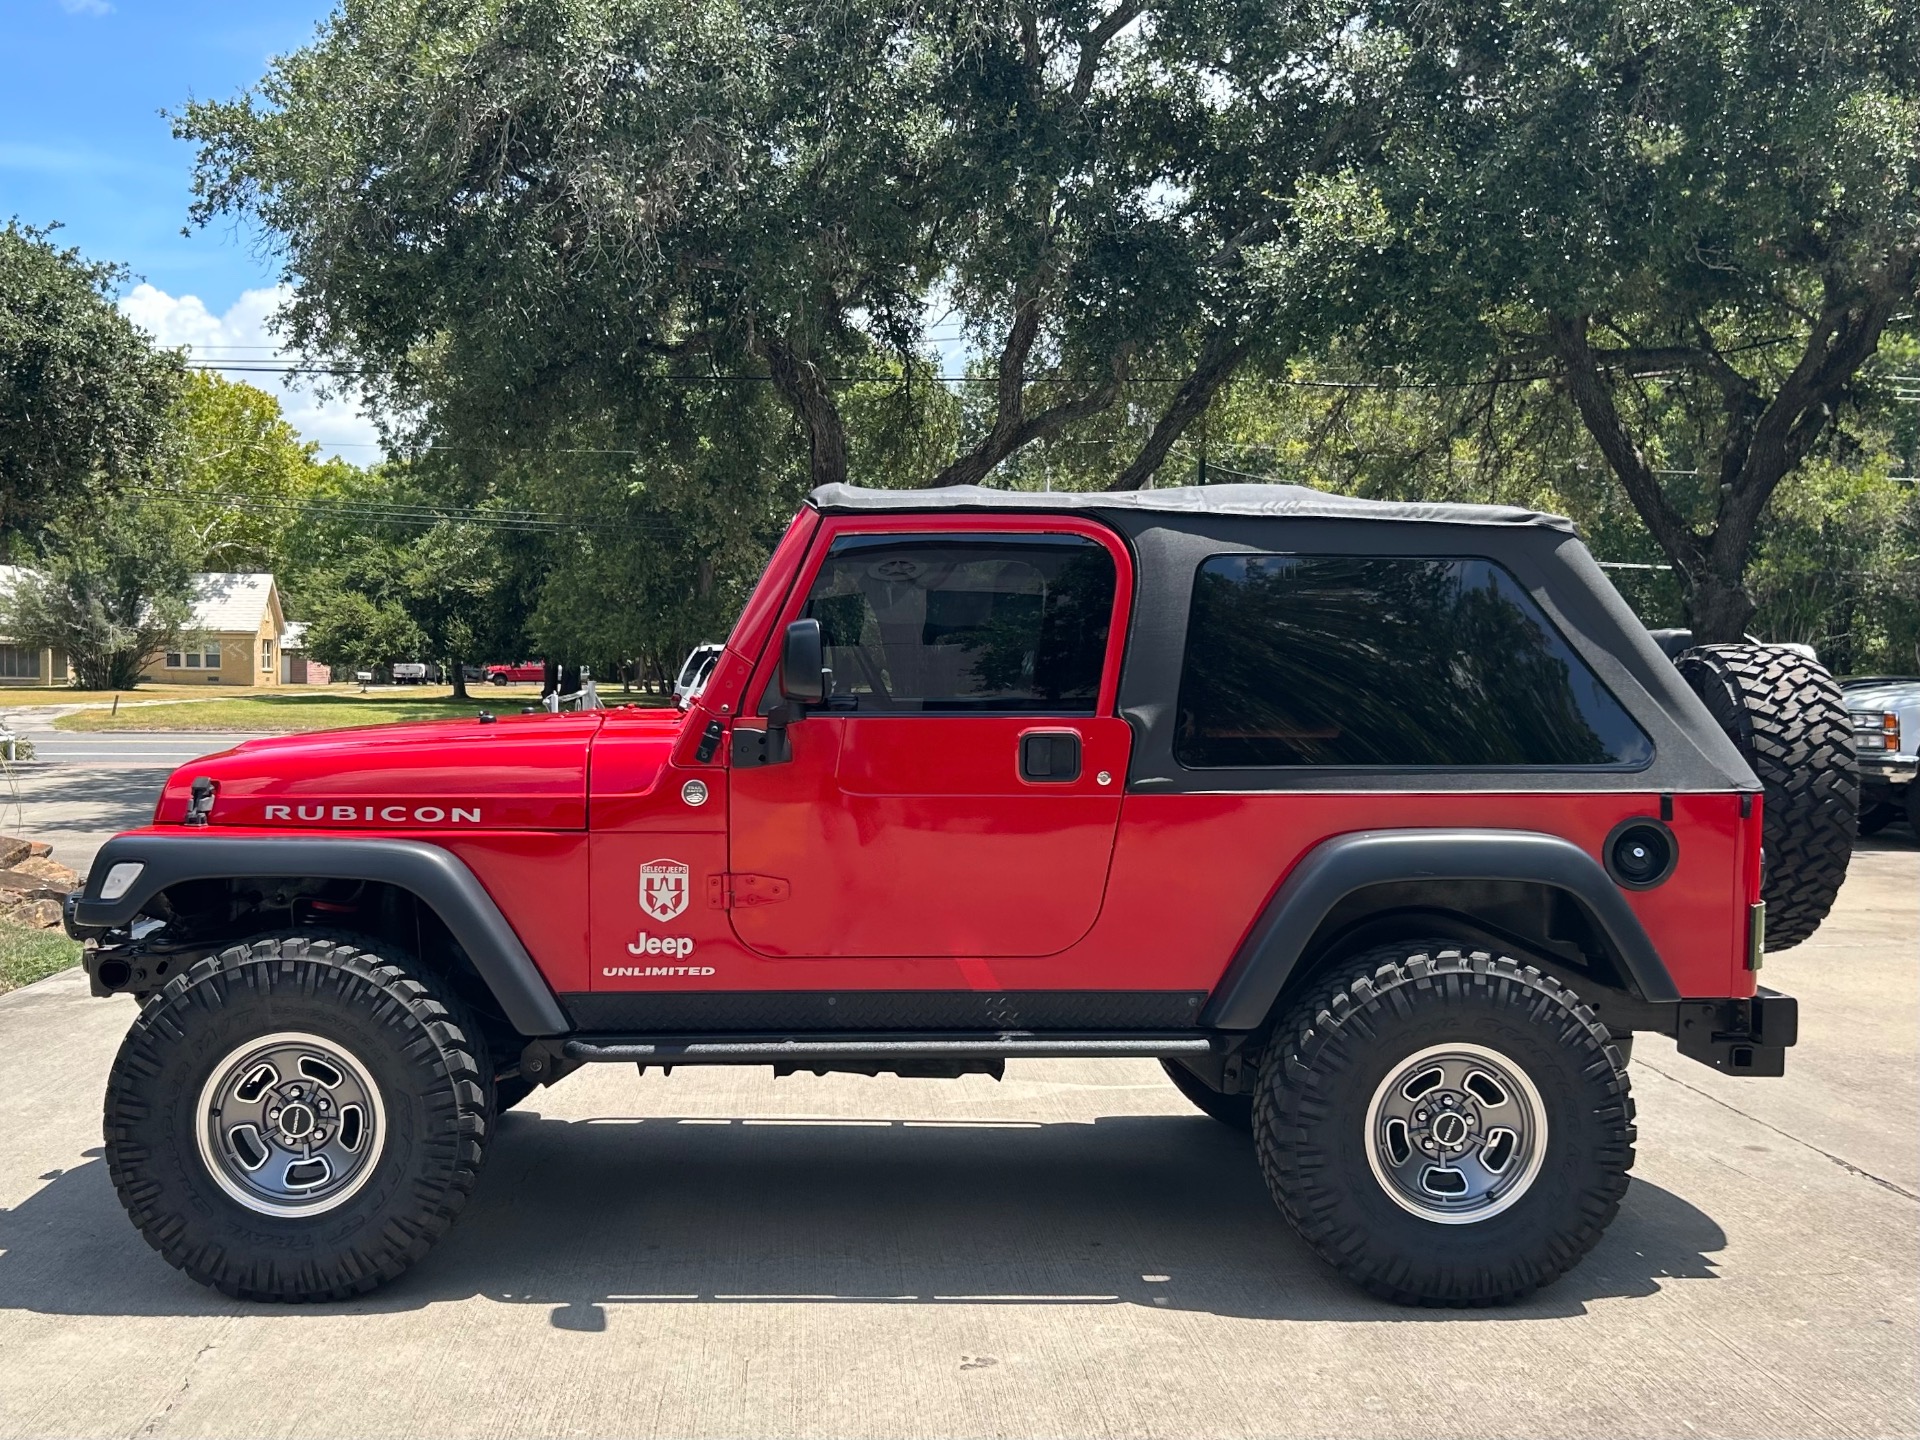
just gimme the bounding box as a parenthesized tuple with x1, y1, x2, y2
(54, 691, 499, 733)
(0, 925, 80, 995)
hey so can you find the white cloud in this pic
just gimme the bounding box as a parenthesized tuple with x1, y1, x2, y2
(119, 284, 384, 462)
(59, 0, 115, 15)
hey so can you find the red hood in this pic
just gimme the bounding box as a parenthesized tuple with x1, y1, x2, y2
(156, 709, 639, 830)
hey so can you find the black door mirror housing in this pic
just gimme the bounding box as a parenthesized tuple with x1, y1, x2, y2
(780, 618, 826, 706)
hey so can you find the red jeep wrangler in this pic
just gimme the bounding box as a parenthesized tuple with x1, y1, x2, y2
(67, 484, 1855, 1306)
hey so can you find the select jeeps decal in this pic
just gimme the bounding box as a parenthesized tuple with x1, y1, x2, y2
(261, 803, 483, 824)
(639, 858, 690, 922)
(603, 859, 711, 979)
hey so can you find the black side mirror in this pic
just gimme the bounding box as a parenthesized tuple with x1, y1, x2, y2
(779, 618, 826, 706)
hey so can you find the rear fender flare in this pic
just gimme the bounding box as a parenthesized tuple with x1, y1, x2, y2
(1201, 829, 1681, 1030)
(72, 835, 570, 1037)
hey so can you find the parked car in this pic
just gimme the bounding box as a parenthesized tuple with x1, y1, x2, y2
(67, 482, 1853, 1307)
(389, 662, 433, 684)
(673, 643, 725, 709)
(1843, 676, 1920, 837)
(486, 661, 545, 685)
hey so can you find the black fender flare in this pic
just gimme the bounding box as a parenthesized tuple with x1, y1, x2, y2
(71, 835, 570, 1037)
(1201, 828, 1681, 1030)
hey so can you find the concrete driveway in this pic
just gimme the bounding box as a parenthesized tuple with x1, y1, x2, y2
(1, 849, 1914, 1439)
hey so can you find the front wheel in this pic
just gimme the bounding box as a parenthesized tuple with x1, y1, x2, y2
(1255, 944, 1634, 1306)
(103, 935, 491, 1301)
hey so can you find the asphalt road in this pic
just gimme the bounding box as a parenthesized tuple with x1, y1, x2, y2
(14, 732, 265, 768)
(0, 849, 1914, 1439)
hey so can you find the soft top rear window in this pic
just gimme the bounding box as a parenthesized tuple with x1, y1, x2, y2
(1175, 554, 1653, 768)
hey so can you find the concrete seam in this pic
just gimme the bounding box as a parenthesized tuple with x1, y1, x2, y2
(1640, 1057, 1920, 1203)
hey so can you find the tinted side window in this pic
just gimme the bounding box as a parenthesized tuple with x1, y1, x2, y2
(801, 534, 1115, 713)
(1175, 555, 1652, 767)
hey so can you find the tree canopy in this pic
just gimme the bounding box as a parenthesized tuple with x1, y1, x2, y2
(165, 0, 1920, 666)
(0, 222, 184, 539)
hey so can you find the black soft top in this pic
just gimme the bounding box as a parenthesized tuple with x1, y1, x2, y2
(809, 482, 1578, 534)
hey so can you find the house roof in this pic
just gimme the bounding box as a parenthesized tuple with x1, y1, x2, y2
(188, 573, 277, 632)
(808, 482, 1578, 533)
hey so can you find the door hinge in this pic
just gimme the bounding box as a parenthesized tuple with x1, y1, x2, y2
(707, 872, 791, 910)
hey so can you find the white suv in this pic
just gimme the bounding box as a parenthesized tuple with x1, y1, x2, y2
(1844, 676, 1920, 838)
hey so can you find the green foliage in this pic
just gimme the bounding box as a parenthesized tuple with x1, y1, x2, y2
(171, 370, 352, 571)
(0, 222, 184, 538)
(1324, 0, 1920, 638)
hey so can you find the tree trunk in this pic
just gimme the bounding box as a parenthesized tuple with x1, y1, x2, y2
(1106, 331, 1248, 491)
(1683, 574, 1756, 645)
(448, 658, 468, 700)
(763, 332, 849, 490)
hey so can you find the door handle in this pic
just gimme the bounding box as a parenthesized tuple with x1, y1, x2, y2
(1019, 731, 1082, 783)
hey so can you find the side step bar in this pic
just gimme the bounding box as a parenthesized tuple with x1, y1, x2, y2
(521, 1031, 1215, 1081)
(559, 1031, 1215, 1063)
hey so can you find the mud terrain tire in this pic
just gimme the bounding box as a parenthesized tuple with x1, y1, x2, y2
(1255, 944, 1634, 1306)
(103, 935, 490, 1301)
(1160, 1058, 1254, 1131)
(1676, 644, 1856, 949)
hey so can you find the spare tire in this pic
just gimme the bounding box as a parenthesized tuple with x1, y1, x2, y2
(1676, 644, 1857, 949)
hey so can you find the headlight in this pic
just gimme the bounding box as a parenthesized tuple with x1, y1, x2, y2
(98, 861, 145, 902)
(1849, 711, 1900, 751)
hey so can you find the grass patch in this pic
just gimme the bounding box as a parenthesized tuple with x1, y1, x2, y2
(0, 924, 80, 995)
(0, 684, 285, 708)
(52, 686, 673, 733)
(55, 691, 496, 733)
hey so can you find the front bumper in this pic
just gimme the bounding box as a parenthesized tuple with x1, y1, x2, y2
(1673, 989, 1798, 1077)
(1857, 751, 1918, 785)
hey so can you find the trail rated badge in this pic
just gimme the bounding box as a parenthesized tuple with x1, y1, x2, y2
(639, 858, 691, 923)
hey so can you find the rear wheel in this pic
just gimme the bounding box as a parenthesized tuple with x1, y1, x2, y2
(1160, 1058, 1253, 1131)
(104, 935, 490, 1301)
(1676, 644, 1856, 949)
(1255, 944, 1634, 1306)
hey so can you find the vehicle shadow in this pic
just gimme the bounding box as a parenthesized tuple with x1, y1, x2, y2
(0, 1111, 1724, 1325)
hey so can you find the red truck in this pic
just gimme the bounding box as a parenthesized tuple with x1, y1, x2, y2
(484, 661, 544, 684)
(66, 484, 1855, 1306)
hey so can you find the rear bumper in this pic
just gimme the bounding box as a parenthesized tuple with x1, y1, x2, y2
(1672, 989, 1798, 1077)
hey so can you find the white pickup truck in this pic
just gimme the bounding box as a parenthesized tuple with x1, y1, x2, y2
(1845, 676, 1920, 838)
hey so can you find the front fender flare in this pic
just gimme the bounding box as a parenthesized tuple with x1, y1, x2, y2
(73, 835, 570, 1037)
(1201, 828, 1681, 1030)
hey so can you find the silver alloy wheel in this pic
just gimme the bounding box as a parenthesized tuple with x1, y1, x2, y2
(195, 1032, 387, 1217)
(1363, 1042, 1547, 1225)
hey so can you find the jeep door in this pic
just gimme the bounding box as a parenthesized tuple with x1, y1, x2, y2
(727, 516, 1134, 959)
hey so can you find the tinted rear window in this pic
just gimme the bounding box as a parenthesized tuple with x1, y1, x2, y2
(1175, 555, 1651, 768)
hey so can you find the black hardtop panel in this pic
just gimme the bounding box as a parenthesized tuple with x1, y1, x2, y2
(809, 482, 1578, 534)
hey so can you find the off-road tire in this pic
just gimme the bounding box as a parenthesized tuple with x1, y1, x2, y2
(1160, 1058, 1254, 1132)
(1676, 644, 1856, 950)
(1255, 944, 1635, 1306)
(103, 934, 490, 1301)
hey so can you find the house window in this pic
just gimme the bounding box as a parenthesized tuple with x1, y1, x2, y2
(261, 638, 274, 671)
(166, 646, 222, 670)
(0, 645, 41, 679)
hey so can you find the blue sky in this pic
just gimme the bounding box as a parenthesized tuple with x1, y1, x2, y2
(1, 0, 374, 452)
